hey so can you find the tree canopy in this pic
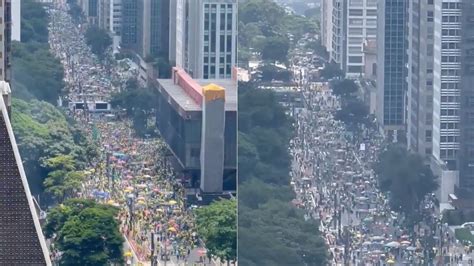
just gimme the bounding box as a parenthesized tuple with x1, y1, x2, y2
(374, 145, 438, 219)
(320, 62, 344, 80)
(195, 199, 237, 264)
(12, 41, 65, 103)
(332, 79, 358, 97)
(85, 26, 112, 59)
(21, 0, 49, 43)
(11, 99, 96, 198)
(238, 81, 328, 265)
(238, 0, 318, 64)
(44, 199, 124, 266)
(110, 81, 159, 137)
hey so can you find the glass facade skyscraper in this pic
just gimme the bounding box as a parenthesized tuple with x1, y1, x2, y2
(376, 0, 409, 141)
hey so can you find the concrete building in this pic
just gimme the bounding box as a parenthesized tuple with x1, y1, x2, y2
(362, 38, 376, 80)
(320, 0, 333, 54)
(120, 0, 138, 50)
(376, 0, 409, 142)
(78, 0, 99, 25)
(185, 0, 237, 79)
(329, 0, 377, 78)
(330, 0, 346, 68)
(108, 0, 122, 53)
(98, 0, 110, 30)
(344, 0, 377, 78)
(169, 0, 186, 68)
(136, 0, 170, 59)
(430, 0, 462, 205)
(0, 0, 11, 82)
(153, 67, 236, 194)
(11, 0, 19, 41)
(407, 0, 436, 160)
(456, 0, 474, 209)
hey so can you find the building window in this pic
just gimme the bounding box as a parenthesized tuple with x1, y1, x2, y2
(426, 130, 432, 142)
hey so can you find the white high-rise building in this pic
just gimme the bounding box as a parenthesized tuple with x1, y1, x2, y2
(344, 0, 377, 78)
(330, 0, 377, 78)
(431, 0, 462, 204)
(320, 0, 333, 54)
(169, 0, 185, 68)
(330, 0, 345, 67)
(186, 0, 237, 79)
(11, 0, 19, 41)
(407, 0, 436, 159)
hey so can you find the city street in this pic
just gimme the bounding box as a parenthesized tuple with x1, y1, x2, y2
(289, 35, 474, 265)
(47, 1, 215, 265)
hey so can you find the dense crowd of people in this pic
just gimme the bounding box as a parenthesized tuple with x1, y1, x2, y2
(289, 36, 473, 265)
(48, 2, 208, 265)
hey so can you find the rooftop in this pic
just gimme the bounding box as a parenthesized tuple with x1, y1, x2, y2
(156, 78, 237, 112)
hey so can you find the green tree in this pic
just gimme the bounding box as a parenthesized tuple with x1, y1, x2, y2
(374, 145, 438, 218)
(11, 99, 95, 197)
(320, 62, 344, 79)
(44, 199, 124, 266)
(21, 0, 49, 43)
(42, 155, 85, 202)
(110, 84, 159, 137)
(12, 41, 65, 103)
(259, 64, 292, 82)
(335, 98, 369, 126)
(85, 26, 112, 59)
(238, 82, 328, 265)
(261, 36, 290, 62)
(195, 199, 237, 265)
(332, 79, 358, 97)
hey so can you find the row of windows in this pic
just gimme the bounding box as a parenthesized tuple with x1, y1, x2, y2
(348, 9, 377, 17)
(440, 149, 458, 159)
(441, 135, 460, 143)
(441, 82, 459, 90)
(441, 95, 460, 103)
(442, 56, 460, 63)
(442, 29, 460, 37)
(442, 42, 460, 50)
(441, 109, 459, 116)
(442, 3, 461, 10)
(441, 69, 460, 76)
(440, 122, 459, 129)
(442, 15, 461, 23)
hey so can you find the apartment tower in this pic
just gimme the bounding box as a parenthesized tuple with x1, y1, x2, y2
(186, 0, 237, 79)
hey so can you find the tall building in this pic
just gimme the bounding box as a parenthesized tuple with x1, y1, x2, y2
(137, 0, 170, 59)
(185, 0, 237, 79)
(329, 0, 377, 78)
(120, 0, 138, 50)
(456, 0, 474, 207)
(407, 0, 436, 159)
(98, 0, 110, 30)
(376, 0, 409, 141)
(430, 0, 462, 205)
(169, 0, 186, 68)
(78, 0, 99, 25)
(11, 0, 19, 41)
(2, 0, 11, 82)
(344, 0, 377, 77)
(330, 0, 346, 68)
(320, 0, 333, 54)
